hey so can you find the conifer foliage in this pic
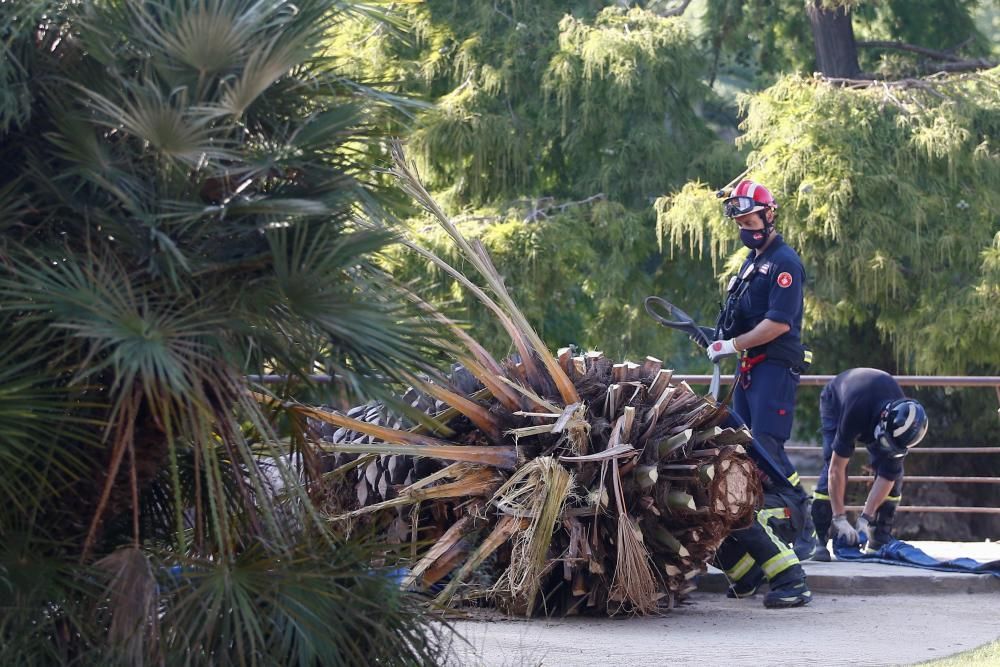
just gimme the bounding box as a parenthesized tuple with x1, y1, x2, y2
(334, 3, 738, 359)
(658, 71, 1000, 373)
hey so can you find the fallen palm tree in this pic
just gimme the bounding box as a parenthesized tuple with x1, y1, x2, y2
(262, 144, 762, 616)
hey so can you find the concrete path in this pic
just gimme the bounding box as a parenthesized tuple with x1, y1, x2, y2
(445, 541, 1000, 667)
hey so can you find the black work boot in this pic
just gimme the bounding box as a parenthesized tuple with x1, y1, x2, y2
(866, 500, 898, 553)
(763, 566, 812, 608)
(810, 497, 832, 561)
(763, 579, 813, 608)
(791, 489, 818, 561)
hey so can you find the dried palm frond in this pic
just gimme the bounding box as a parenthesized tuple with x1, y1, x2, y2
(333, 465, 503, 521)
(94, 547, 159, 666)
(490, 457, 574, 613)
(608, 458, 658, 615)
(389, 142, 579, 407)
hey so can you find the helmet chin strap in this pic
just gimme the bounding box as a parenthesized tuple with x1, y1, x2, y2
(755, 213, 775, 244)
(763, 210, 775, 236)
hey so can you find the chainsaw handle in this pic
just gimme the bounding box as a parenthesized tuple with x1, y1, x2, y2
(643, 296, 711, 348)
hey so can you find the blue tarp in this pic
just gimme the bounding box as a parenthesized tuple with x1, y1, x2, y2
(832, 538, 1000, 577)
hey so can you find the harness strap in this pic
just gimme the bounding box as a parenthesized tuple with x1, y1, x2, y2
(739, 352, 768, 389)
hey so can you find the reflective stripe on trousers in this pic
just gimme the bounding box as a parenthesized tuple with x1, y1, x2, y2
(757, 508, 798, 580)
(726, 553, 756, 582)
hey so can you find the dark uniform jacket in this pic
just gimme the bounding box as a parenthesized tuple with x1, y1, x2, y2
(720, 234, 805, 366)
(823, 368, 906, 480)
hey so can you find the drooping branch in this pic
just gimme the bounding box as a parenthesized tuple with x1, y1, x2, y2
(856, 39, 996, 74)
(818, 71, 980, 94)
(857, 39, 967, 62)
(523, 193, 606, 223)
(813, 72, 985, 112)
(923, 59, 997, 73)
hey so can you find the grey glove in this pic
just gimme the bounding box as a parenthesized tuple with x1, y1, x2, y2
(856, 513, 874, 546)
(831, 514, 859, 545)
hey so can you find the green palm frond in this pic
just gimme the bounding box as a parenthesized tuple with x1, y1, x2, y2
(220, 197, 331, 217)
(0, 1, 60, 133)
(159, 539, 446, 667)
(232, 225, 442, 393)
(131, 0, 267, 76)
(286, 104, 367, 151)
(79, 0, 329, 92)
(219, 38, 306, 117)
(0, 180, 33, 235)
(82, 84, 234, 165)
(0, 532, 106, 665)
(42, 109, 118, 185)
(1, 0, 448, 661)
(2, 251, 216, 399)
(0, 317, 104, 521)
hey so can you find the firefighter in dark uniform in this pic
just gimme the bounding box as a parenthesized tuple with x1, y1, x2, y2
(706, 180, 817, 560)
(811, 368, 929, 560)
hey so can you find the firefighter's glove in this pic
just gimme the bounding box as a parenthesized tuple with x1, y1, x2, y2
(856, 513, 874, 545)
(831, 514, 859, 546)
(706, 338, 738, 362)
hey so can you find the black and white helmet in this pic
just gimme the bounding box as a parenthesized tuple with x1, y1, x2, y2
(874, 399, 928, 459)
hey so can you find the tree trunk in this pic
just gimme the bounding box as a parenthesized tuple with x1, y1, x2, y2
(806, 0, 861, 78)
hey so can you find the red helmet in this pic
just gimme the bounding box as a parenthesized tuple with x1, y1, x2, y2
(723, 180, 777, 218)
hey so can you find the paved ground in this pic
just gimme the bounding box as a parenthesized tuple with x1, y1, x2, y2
(445, 541, 1000, 667)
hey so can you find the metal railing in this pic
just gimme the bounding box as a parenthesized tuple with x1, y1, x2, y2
(671, 374, 1000, 388)
(676, 374, 1000, 516)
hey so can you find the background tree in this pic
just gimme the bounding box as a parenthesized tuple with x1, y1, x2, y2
(0, 1, 446, 663)
(702, 0, 993, 82)
(333, 2, 742, 364)
(659, 72, 1000, 374)
(333, 0, 996, 367)
(659, 4, 1000, 534)
(807, 1, 862, 77)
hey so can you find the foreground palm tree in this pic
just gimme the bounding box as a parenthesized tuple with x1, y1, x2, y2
(0, 1, 445, 664)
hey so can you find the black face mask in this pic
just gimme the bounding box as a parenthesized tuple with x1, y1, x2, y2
(739, 227, 768, 249)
